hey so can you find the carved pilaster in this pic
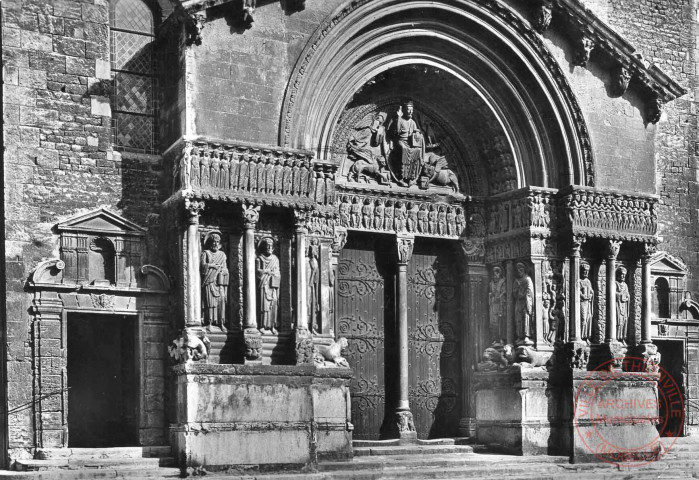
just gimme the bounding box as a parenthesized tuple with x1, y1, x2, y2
(641, 243, 657, 345)
(611, 65, 631, 97)
(573, 36, 594, 67)
(532, 0, 552, 33)
(568, 236, 584, 343)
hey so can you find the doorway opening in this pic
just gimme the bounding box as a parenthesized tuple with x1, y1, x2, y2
(67, 313, 139, 447)
(655, 339, 685, 437)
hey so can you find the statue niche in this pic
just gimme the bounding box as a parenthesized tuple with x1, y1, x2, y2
(343, 100, 460, 193)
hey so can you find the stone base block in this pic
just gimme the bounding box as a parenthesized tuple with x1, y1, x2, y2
(474, 368, 570, 456)
(572, 370, 661, 464)
(170, 363, 352, 469)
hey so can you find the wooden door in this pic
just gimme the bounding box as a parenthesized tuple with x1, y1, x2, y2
(407, 239, 462, 438)
(337, 235, 391, 440)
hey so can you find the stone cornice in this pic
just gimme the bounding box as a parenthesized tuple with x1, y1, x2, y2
(544, 0, 686, 103)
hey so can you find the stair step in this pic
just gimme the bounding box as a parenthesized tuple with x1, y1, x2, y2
(16, 457, 175, 472)
(353, 445, 473, 457)
(35, 446, 171, 460)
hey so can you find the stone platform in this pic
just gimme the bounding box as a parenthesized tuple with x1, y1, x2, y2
(170, 363, 353, 471)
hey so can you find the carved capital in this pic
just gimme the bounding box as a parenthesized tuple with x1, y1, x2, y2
(184, 12, 205, 47)
(571, 235, 585, 257)
(242, 203, 260, 229)
(331, 227, 348, 256)
(606, 240, 622, 260)
(184, 199, 205, 225)
(647, 96, 662, 124)
(293, 209, 310, 233)
(459, 237, 485, 264)
(532, 0, 553, 34)
(396, 235, 415, 265)
(642, 242, 658, 260)
(611, 66, 631, 97)
(573, 36, 594, 67)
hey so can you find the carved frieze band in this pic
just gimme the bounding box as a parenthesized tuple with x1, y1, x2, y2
(173, 141, 334, 207)
(559, 186, 658, 241)
(486, 188, 556, 238)
(337, 193, 467, 238)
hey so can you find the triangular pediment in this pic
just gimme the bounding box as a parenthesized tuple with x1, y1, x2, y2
(650, 252, 687, 276)
(56, 208, 146, 236)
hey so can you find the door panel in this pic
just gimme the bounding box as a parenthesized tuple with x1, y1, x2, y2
(407, 240, 462, 438)
(337, 236, 388, 440)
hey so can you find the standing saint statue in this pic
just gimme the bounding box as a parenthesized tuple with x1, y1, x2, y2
(616, 266, 630, 343)
(200, 232, 229, 331)
(513, 261, 534, 345)
(488, 265, 506, 342)
(579, 262, 594, 342)
(386, 100, 425, 186)
(256, 237, 281, 334)
(307, 242, 320, 334)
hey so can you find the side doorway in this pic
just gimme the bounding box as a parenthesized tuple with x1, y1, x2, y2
(67, 313, 139, 447)
(655, 339, 685, 437)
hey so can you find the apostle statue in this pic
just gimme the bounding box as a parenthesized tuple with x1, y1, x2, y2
(307, 242, 320, 334)
(386, 100, 425, 186)
(579, 262, 594, 342)
(201, 232, 229, 331)
(546, 296, 567, 344)
(513, 261, 534, 345)
(488, 265, 506, 342)
(616, 266, 630, 343)
(256, 237, 281, 334)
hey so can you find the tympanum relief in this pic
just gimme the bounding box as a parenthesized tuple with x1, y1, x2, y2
(340, 100, 462, 194)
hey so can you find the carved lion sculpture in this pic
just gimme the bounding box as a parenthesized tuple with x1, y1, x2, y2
(514, 346, 550, 367)
(315, 337, 350, 368)
(422, 153, 460, 192)
(478, 343, 514, 371)
(169, 328, 210, 364)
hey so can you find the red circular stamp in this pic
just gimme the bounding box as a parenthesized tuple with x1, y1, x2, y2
(574, 356, 684, 467)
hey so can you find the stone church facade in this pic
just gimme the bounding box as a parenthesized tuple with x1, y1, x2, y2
(2, 0, 699, 470)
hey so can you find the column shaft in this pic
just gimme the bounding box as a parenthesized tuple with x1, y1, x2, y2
(185, 200, 204, 327)
(244, 226, 257, 330)
(296, 229, 307, 330)
(397, 263, 409, 411)
(606, 256, 617, 343)
(642, 254, 652, 344)
(569, 252, 581, 342)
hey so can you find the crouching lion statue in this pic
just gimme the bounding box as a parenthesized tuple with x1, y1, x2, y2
(169, 328, 211, 364)
(314, 337, 350, 368)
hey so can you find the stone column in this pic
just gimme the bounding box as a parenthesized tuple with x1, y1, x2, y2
(319, 239, 333, 335)
(184, 199, 204, 327)
(605, 240, 621, 344)
(391, 233, 417, 442)
(568, 238, 583, 342)
(505, 260, 515, 345)
(626, 243, 660, 372)
(330, 227, 348, 329)
(293, 211, 313, 364)
(242, 203, 262, 363)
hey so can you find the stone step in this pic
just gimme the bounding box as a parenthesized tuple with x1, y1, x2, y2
(35, 446, 171, 460)
(15, 456, 175, 472)
(353, 445, 474, 457)
(352, 437, 473, 448)
(0, 466, 181, 479)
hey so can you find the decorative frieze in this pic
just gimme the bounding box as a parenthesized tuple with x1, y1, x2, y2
(171, 140, 333, 208)
(336, 193, 467, 238)
(558, 186, 658, 241)
(486, 187, 557, 238)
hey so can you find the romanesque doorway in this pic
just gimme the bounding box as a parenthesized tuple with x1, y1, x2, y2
(655, 339, 686, 437)
(337, 234, 463, 439)
(67, 313, 138, 447)
(407, 239, 462, 438)
(336, 234, 394, 440)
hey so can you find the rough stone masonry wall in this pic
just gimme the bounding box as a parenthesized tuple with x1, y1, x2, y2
(2, 0, 165, 459)
(607, 0, 699, 426)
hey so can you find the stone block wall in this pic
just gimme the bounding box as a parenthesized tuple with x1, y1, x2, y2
(2, 0, 166, 463)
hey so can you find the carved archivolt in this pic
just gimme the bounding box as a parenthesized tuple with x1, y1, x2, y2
(280, 0, 597, 188)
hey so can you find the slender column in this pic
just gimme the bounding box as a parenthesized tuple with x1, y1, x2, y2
(185, 199, 204, 327)
(241, 203, 262, 362)
(319, 240, 332, 334)
(641, 244, 656, 344)
(295, 212, 308, 331)
(605, 240, 621, 343)
(568, 238, 583, 342)
(505, 260, 515, 344)
(393, 234, 416, 441)
(533, 259, 545, 348)
(242, 203, 260, 331)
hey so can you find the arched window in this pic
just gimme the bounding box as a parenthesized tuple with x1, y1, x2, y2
(110, 0, 157, 153)
(654, 277, 670, 319)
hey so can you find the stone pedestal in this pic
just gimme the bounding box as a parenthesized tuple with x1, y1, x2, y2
(572, 370, 661, 463)
(474, 368, 570, 456)
(171, 364, 353, 470)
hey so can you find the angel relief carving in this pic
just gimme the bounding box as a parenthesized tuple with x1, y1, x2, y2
(344, 100, 461, 193)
